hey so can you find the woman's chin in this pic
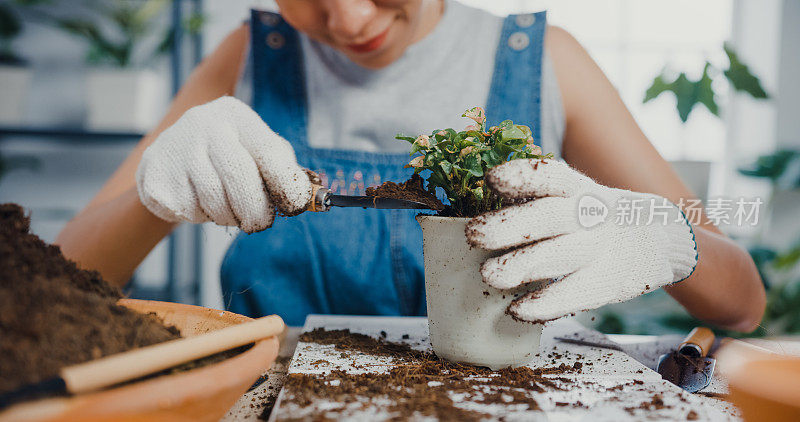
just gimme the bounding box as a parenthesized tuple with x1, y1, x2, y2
(343, 47, 405, 70)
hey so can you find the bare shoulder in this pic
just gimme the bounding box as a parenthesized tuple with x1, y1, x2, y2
(190, 24, 250, 95)
(544, 25, 594, 74)
(544, 25, 584, 55)
(542, 24, 614, 127)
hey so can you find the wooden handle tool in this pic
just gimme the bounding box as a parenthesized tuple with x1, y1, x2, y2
(0, 314, 285, 409)
(306, 183, 433, 212)
(678, 327, 715, 358)
(308, 184, 329, 212)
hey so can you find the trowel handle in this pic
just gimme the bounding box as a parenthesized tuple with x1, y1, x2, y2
(308, 184, 331, 212)
(679, 327, 715, 358)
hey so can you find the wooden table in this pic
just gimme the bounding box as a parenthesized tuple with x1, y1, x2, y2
(223, 316, 746, 421)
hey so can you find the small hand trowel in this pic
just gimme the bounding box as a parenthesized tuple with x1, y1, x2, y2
(307, 184, 434, 212)
(656, 327, 716, 393)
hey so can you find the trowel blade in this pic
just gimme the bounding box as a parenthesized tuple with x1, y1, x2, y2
(656, 352, 716, 393)
(328, 194, 432, 210)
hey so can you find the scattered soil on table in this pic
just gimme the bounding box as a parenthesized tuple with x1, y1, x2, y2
(0, 203, 238, 397)
(697, 391, 729, 401)
(365, 174, 444, 211)
(625, 393, 667, 413)
(277, 328, 591, 421)
(266, 329, 710, 420)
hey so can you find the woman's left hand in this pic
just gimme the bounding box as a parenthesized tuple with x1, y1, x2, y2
(465, 159, 698, 323)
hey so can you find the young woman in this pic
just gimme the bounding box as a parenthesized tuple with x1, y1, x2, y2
(57, 0, 765, 329)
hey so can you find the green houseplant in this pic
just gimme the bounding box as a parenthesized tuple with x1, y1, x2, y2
(23, 0, 203, 131)
(399, 106, 551, 217)
(643, 43, 769, 123)
(409, 108, 552, 368)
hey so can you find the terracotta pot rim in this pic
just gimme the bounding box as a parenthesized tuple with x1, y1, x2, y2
(729, 356, 800, 409)
(0, 299, 278, 422)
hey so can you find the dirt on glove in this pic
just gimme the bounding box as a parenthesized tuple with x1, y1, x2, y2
(365, 174, 445, 211)
(0, 203, 233, 396)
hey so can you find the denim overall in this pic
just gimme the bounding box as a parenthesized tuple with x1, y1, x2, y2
(221, 10, 547, 326)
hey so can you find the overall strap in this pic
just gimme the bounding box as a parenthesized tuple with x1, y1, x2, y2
(250, 10, 308, 148)
(485, 11, 547, 146)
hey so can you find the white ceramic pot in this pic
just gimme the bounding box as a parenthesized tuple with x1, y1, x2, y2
(417, 215, 543, 369)
(86, 68, 166, 132)
(0, 65, 31, 126)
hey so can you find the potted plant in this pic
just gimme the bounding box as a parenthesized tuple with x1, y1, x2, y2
(29, 0, 203, 131)
(400, 107, 551, 368)
(0, 2, 31, 125)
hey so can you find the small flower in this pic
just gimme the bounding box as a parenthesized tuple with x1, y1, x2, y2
(407, 156, 425, 168)
(436, 130, 448, 137)
(462, 107, 486, 125)
(460, 146, 475, 157)
(464, 124, 480, 133)
(414, 134, 431, 148)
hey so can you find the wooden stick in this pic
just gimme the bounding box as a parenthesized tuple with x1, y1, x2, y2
(62, 315, 285, 395)
(679, 327, 715, 357)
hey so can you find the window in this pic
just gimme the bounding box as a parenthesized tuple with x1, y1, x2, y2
(457, 0, 734, 162)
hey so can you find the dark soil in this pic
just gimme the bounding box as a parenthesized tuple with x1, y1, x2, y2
(279, 328, 590, 420)
(365, 174, 444, 211)
(0, 203, 212, 396)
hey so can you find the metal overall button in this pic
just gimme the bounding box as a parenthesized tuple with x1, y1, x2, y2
(260, 13, 281, 27)
(515, 14, 536, 28)
(508, 32, 530, 51)
(266, 31, 285, 49)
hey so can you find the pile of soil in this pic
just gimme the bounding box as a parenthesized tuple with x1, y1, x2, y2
(277, 328, 587, 420)
(365, 174, 444, 211)
(0, 203, 183, 395)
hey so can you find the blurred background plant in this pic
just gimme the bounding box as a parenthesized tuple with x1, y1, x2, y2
(0, 150, 40, 183)
(0, 1, 24, 64)
(14, 0, 204, 68)
(643, 43, 769, 123)
(585, 44, 800, 338)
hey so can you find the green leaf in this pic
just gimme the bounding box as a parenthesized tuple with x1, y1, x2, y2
(501, 125, 526, 141)
(697, 64, 719, 117)
(775, 243, 800, 270)
(439, 160, 453, 175)
(643, 72, 671, 103)
(471, 186, 484, 201)
(516, 124, 532, 139)
(724, 43, 769, 99)
(643, 67, 718, 123)
(481, 150, 502, 167)
(463, 154, 483, 177)
(738, 149, 800, 188)
(396, 135, 416, 143)
(671, 73, 699, 122)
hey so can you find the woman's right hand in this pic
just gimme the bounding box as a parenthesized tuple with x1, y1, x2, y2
(136, 96, 311, 233)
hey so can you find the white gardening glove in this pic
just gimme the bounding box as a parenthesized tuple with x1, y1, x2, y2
(136, 96, 311, 233)
(466, 159, 698, 323)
